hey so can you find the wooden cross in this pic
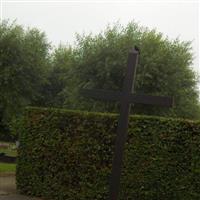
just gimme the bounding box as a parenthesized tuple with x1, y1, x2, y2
(81, 47, 174, 200)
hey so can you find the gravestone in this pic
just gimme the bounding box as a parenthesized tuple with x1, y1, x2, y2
(81, 47, 173, 200)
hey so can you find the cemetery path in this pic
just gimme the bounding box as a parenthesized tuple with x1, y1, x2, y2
(0, 173, 42, 200)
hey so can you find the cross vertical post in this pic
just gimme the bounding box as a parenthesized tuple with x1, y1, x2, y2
(109, 49, 138, 200)
(80, 47, 173, 200)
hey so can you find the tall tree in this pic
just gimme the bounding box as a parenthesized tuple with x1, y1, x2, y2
(0, 20, 50, 126)
(38, 45, 74, 107)
(61, 22, 200, 119)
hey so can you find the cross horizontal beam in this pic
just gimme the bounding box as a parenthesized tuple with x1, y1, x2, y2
(81, 88, 174, 107)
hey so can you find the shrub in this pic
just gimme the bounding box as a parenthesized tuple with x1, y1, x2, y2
(0, 122, 14, 142)
(17, 107, 200, 199)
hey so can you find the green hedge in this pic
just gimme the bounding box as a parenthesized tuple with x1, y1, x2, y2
(17, 107, 200, 200)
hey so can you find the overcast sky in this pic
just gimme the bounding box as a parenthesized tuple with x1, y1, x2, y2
(1, 0, 199, 71)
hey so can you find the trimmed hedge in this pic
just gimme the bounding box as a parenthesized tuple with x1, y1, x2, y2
(17, 107, 200, 199)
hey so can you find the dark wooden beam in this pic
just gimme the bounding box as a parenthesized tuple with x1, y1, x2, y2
(129, 94, 174, 107)
(80, 47, 174, 200)
(81, 89, 174, 107)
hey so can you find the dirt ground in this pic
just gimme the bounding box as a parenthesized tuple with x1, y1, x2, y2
(0, 173, 42, 200)
(0, 173, 16, 195)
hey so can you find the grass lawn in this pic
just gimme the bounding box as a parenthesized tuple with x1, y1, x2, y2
(0, 162, 16, 173)
(0, 147, 17, 157)
(0, 141, 17, 173)
(0, 141, 17, 157)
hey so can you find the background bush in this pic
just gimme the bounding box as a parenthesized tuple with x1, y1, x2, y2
(0, 121, 14, 141)
(17, 107, 200, 200)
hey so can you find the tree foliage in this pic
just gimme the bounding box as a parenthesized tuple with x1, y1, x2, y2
(1, 19, 199, 134)
(0, 20, 50, 126)
(57, 22, 200, 119)
(40, 45, 75, 107)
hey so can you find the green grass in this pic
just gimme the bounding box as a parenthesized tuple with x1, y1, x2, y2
(0, 141, 17, 157)
(0, 162, 16, 173)
(0, 141, 17, 173)
(0, 147, 17, 157)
